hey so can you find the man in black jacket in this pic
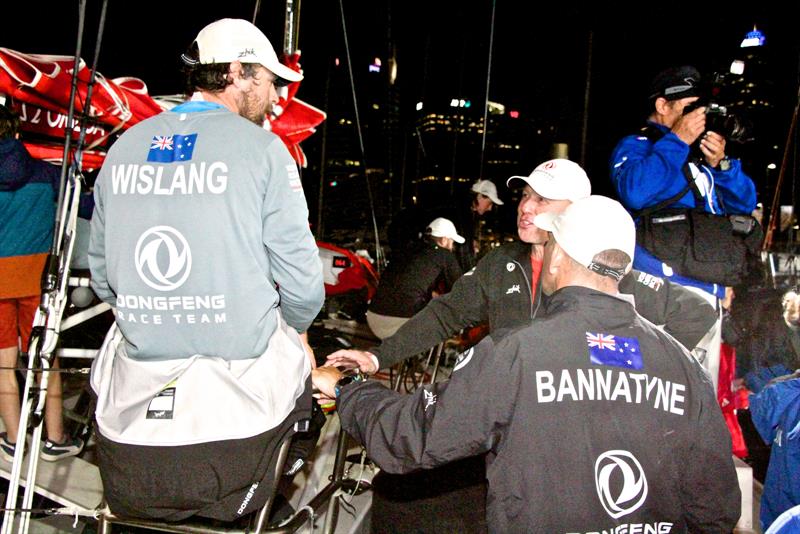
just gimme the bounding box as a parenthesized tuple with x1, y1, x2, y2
(327, 158, 716, 374)
(314, 196, 741, 533)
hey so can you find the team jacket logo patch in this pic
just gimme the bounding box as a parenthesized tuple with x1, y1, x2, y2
(135, 226, 192, 291)
(146, 386, 175, 419)
(595, 450, 648, 519)
(423, 389, 437, 411)
(453, 347, 474, 372)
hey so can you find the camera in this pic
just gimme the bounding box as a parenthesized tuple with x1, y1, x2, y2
(683, 99, 748, 143)
(681, 70, 750, 143)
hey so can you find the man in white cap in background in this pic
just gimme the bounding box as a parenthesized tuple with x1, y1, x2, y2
(470, 178, 504, 215)
(456, 178, 505, 271)
(314, 196, 740, 532)
(366, 217, 463, 340)
(88, 18, 323, 521)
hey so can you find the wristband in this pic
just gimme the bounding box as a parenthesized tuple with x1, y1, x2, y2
(335, 372, 365, 398)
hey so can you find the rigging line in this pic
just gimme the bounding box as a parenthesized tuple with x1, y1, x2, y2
(478, 0, 497, 181)
(763, 82, 800, 252)
(337, 0, 384, 271)
(52, 0, 87, 258)
(580, 30, 593, 168)
(73, 0, 108, 176)
(251, 0, 262, 25)
(316, 58, 333, 239)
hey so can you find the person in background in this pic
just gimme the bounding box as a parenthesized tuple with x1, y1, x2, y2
(0, 102, 85, 462)
(314, 196, 740, 533)
(366, 217, 463, 340)
(456, 179, 505, 270)
(749, 370, 800, 531)
(387, 179, 503, 273)
(740, 289, 800, 393)
(609, 65, 757, 392)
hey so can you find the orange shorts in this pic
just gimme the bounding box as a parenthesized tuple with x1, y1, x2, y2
(0, 295, 39, 352)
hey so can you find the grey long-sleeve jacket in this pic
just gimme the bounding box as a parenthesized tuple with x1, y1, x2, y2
(372, 240, 716, 368)
(340, 287, 741, 533)
(89, 103, 323, 361)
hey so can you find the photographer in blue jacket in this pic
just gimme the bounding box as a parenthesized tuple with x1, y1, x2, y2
(609, 65, 757, 392)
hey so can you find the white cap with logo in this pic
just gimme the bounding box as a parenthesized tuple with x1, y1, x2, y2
(506, 159, 591, 201)
(191, 18, 303, 83)
(426, 218, 465, 244)
(470, 180, 504, 205)
(533, 196, 635, 278)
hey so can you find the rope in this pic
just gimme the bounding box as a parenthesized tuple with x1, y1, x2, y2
(478, 0, 497, 181)
(337, 0, 385, 272)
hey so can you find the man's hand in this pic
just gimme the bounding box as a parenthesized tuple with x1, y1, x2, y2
(671, 106, 706, 146)
(699, 131, 726, 168)
(325, 349, 378, 375)
(312, 367, 343, 401)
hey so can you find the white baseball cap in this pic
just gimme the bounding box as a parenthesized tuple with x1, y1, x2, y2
(191, 19, 303, 83)
(470, 180, 504, 205)
(426, 218, 465, 244)
(533, 196, 635, 278)
(506, 159, 591, 201)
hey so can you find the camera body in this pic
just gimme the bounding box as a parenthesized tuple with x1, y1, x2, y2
(680, 70, 750, 143)
(683, 99, 747, 143)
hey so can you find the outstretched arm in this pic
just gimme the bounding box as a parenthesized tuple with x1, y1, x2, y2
(326, 263, 488, 373)
(620, 270, 717, 350)
(321, 336, 517, 474)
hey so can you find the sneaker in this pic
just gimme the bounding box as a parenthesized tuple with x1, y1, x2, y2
(40, 436, 84, 462)
(0, 432, 17, 462)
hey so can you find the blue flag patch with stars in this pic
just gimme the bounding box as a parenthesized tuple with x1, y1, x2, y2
(147, 133, 198, 163)
(586, 332, 643, 370)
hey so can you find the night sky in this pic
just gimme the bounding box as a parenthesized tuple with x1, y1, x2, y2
(4, 1, 799, 198)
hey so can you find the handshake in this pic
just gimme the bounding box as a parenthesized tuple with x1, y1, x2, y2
(311, 349, 375, 409)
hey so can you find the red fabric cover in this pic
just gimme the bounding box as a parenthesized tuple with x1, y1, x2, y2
(0, 48, 163, 131)
(719, 342, 749, 458)
(317, 241, 378, 300)
(268, 52, 325, 168)
(1, 47, 324, 168)
(23, 141, 106, 171)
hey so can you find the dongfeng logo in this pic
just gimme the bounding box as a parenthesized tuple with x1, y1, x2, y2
(453, 347, 474, 372)
(594, 450, 648, 519)
(135, 226, 192, 291)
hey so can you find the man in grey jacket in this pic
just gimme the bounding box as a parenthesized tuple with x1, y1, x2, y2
(88, 18, 324, 521)
(314, 196, 740, 533)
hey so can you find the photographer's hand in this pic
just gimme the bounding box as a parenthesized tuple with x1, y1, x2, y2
(699, 131, 726, 168)
(671, 107, 706, 146)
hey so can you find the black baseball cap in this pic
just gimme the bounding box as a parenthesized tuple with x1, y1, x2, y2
(648, 65, 701, 101)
